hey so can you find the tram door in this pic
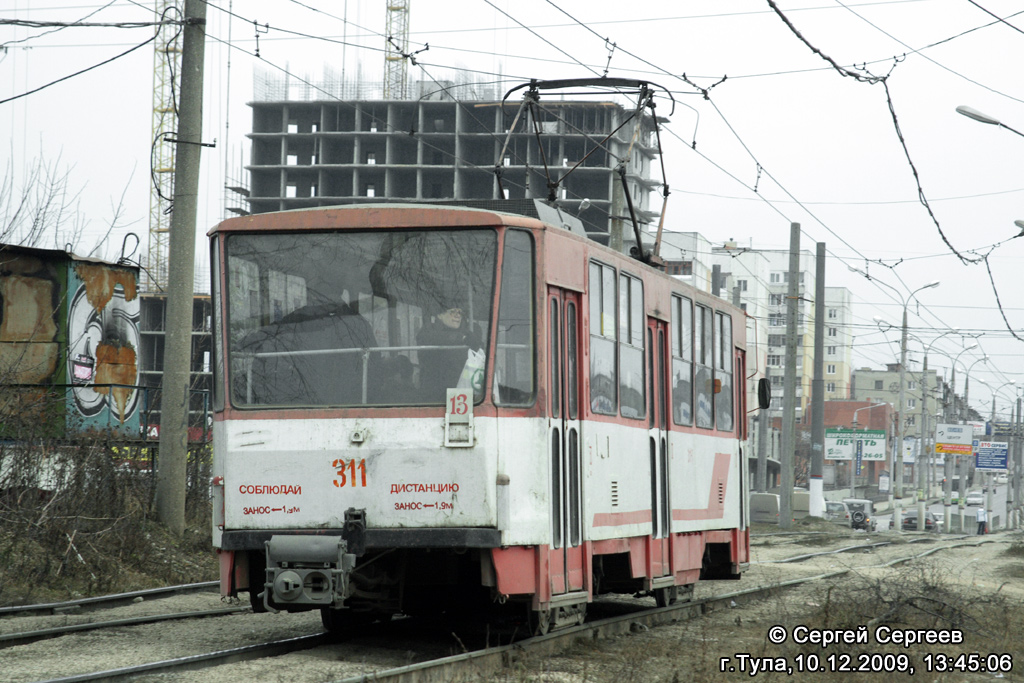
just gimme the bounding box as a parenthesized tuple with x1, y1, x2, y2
(647, 319, 671, 577)
(548, 287, 584, 594)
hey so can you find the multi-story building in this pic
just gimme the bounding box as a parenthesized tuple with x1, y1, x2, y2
(757, 249, 817, 419)
(243, 79, 660, 248)
(823, 287, 853, 400)
(850, 364, 943, 441)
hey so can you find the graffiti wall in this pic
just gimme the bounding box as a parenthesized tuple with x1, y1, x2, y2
(65, 262, 141, 434)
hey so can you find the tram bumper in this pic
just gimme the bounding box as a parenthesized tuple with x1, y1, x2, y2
(264, 535, 356, 611)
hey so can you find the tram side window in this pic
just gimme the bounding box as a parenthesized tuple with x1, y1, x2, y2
(618, 273, 644, 419)
(716, 311, 734, 432)
(588, 262, 616, 415)
(493, 230, 535, 406)
(694, 304, 714, 429)
(671, 294, 693, 426)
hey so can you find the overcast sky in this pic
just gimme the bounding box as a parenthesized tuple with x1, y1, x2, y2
(3, 0, 1024, 418)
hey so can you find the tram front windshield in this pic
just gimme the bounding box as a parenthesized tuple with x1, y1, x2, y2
(225, 229, 497, 408)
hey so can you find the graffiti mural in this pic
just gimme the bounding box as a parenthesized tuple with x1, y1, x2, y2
(66, 263, 141, 431)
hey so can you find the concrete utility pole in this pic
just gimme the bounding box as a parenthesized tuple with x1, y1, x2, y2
(1011, 395, 1019, 528)
(779, 222, 801, 529)
(893, 280, 939, 532)
(809, 242, 825, 518)
(917, 354, 929, 530)
(156, 0, 207, 536)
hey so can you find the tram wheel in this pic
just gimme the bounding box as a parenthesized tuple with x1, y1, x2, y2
(654, 586, 678, 608)
(321, 607, 376, 637)
(528, 607, 552, 636)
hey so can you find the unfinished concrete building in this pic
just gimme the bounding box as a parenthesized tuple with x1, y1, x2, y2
(243, 78, 662, 244)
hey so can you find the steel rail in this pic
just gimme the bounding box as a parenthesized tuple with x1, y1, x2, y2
(0, 580, 219, 617)
(0, 606, 248, 648)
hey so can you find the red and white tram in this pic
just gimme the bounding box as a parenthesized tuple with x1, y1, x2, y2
(210, 204, 765, 633)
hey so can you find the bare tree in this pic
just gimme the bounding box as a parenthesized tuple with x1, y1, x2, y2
(1, 149, 136, 259)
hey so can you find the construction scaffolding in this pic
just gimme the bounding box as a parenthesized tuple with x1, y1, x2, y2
(147, 0, 183, 292)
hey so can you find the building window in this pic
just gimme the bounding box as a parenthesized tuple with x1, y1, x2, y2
(666, 261, 693, 276)
(908, 381, 916, 390)
(770, 273, 781, 283)
(828, 327, 837, 337)
(771, 374, 783, 386)
(367, 152, 376, 165)
(366, 184, 376, 197)
(737, 279, 748, 291)
(827, 382, 836, 392)
(827, 345, 836, 355)
(769, 314, 784, 327)
(768, 354, 781, 366)
(874, 380, 883, 390)
(828, 308, 837, 319)
(827, 364, 835, 374)
(770, 293, 783, 306)
(908, 398, 917, 409)
(907, 415, 916, 426)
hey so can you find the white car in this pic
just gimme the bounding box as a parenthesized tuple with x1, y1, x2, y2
(965, 492, 984, 507)
(996, 474, 1008, 485)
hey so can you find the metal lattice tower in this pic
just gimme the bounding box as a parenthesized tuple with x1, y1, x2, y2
(147, 0, 183, 292)
(383, 1, 410, 100)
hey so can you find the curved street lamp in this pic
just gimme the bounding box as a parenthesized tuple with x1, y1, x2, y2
(976, 379, 1017, 422)
(857, 273, 940, 530)
(926, 341, 979, 531)
(913, 331, 963, 509)
(957, 105, 1024, 139)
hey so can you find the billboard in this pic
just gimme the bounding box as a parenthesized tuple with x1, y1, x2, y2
(825, 428, 886, 461)
(935, 423, 972, 455)
(976, 441, 1008, 471)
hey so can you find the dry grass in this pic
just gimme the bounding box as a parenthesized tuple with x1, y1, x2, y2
(501, 543, 1024, 683)
(0, 439, 217, 605)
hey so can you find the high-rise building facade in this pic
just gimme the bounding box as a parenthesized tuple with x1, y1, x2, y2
(244, 87, 659, 247)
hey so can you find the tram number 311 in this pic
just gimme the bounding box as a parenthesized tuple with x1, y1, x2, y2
(332, 458, 367, 488)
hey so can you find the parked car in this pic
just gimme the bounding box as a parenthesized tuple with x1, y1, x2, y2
(825, 501, 853, 527)
(965, 491, 984, 507)
(902, 509, 937, 532)
(842, 498, 876, 531)
(996, 474, 1008, 485)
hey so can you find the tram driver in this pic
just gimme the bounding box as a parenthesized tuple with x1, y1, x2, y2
(416, 300, 483, 400)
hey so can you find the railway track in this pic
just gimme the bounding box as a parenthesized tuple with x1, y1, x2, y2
(0, 581, 221, 617)
(0, 581, 248, 648)
(18, 535, 1002, 683)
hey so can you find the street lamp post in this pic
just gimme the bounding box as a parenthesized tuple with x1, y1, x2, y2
(978, 379, 1016, 531)
(859, 275, 940, 532)
(895, 281, 940, 531)
(917, 330, 959, 529)
(933, 342, 979, 532)
(959, 355, 989, 531)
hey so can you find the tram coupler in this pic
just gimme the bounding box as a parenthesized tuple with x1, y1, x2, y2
(264, 535, 355, 611)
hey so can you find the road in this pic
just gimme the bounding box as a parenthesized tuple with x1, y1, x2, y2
(875, 482, 1008, 532)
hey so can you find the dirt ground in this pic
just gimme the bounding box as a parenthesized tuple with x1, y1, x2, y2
(2, 521, 1022, 683)
(505, 524, 1024, 683)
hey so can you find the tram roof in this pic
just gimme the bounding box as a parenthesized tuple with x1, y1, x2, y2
(209, 203, 547, 236)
